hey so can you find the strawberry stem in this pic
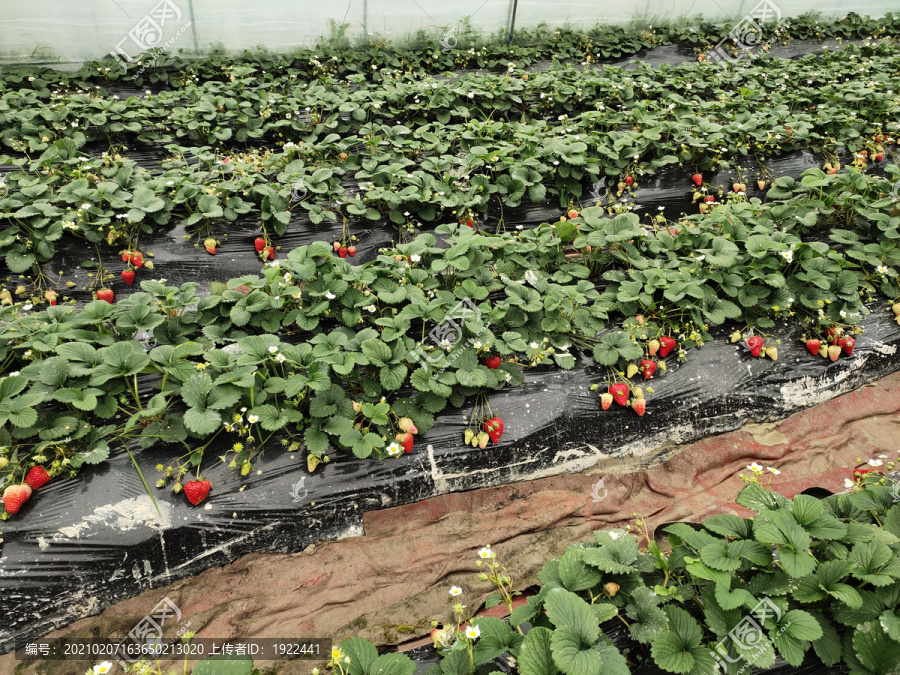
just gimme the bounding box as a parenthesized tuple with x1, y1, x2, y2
(124, 444, 162, 517)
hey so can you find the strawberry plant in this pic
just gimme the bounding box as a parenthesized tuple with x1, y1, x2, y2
(326, 475, 900, 675)
(4, 21, 900, 518)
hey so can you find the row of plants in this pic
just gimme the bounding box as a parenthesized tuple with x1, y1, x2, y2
(3, 40, 900, 286)
(2, 160, 900, 515)
(307, 471, 900, 675)
(5, 13, 900, 91)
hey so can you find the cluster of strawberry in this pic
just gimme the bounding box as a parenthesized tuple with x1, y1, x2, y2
(463, 417, 504, 448)
(1, 466, 51, 515)
(395, 417, 418, 453)
(601, 383, 646, 416)
(616, 175, 635, 193)
(120, 249, 148, 287)
(598, 336, 679, 417)
(463, 367, 506, 448)
(731, 332, 779, 360)
(332, 239, 357, 258)
(805, 326, 855, 361)
(255, 237, 275, 260)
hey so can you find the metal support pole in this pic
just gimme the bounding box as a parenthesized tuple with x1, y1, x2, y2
(187, 0, 200, 53)
(508, 0, 518, 45)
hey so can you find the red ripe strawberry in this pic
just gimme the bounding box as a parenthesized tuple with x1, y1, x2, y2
(204, 238, 216, 255)
(826, 326, 842, 343)
(395, 432, 414, 453)
(484, 356, 502, 369)
(2, 484, 31, 514)
(121, 251, 130, 263)
(691, 173, 703, 186)
(338, 246, 348, 258)
(625, 176, 634, 187)
(639, 359, 657, 379)
(631, 398, 646, 416)
(705, 195, 715, 203)
(609, 383, 629, 406)
(266, 246, 275, 260)
(25, 466, 50, 490)
(567, 209, 579, 220)
(121, 269, 135, 286)
(658, 336, 677, 358)
(347, 246, 357, 257)
(44, 290, 57, 306)
(839, 336, 855, 356)
(876, 153, 884, 162)
(97, 288, 114, 303)
(484, 417, 504, 443)
(183, 479, 211, 505)
(130, 252, 143, 268)
(805, 339, 821, 356)
(255, 237, 266, 252)
(466, 219, 474, 228)
(747, 336, 764, 357)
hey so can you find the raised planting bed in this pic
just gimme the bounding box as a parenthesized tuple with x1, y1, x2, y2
(4, 19, 900, 662)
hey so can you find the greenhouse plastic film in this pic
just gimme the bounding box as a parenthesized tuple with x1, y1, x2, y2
(0, 0, 896, 67)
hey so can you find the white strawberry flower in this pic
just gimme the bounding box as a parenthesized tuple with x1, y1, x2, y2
(868, 458, 883, 467)
(465, 625, 481, 639)
(275, 353, 286, 363)
(248, 415, 259, 424)
(530, 342, 540, 349)
(325, 291, 336, 299)
(268, 345, 279, 353)
(449, 586, 462, 596)
(877, 265, 888, 273)
(94, 663, 113, 674)
(747, 462, 763, 473)
(410, 254, 421, 262)
(845, 478, 855, 488)
(767, 467, 781, 475)
(365, 304, 376, 313)
(386, 442, 402, 457)
(478, 546, 494, 559)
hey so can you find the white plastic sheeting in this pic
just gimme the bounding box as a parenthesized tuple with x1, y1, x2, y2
(0, 0, 893, 67)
